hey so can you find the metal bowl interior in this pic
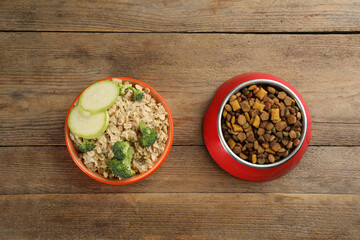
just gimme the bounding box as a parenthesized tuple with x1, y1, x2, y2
(217, 79, 308, 169)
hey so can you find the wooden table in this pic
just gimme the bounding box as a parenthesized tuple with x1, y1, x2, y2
(1, 1, 359, 239)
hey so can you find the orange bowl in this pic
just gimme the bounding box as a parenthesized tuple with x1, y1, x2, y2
(65, 77, 174, 185)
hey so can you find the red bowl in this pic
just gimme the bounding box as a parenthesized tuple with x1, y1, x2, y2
(65, 77, 174, 185)
(203, 73, 311, 181)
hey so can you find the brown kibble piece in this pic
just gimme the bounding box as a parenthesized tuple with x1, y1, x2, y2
(278, 148, 286, 153)
(254, 140, 259, 150)
(252, 154, 257, 164)
(237, 115, 247, 125)
(230, 100, 241, 111)
(230, 95, 237, 102)
(277, 91, 287, 100)
(248, 85, 257, 91)
(244, 125, 253, 133)
(244, 112, 250, 122)
(267, 86, 276, 94)
(265, 148, 275, 154)
(246, 132, 256, 142)
(249, 99, 255, 107)
(257, 158, 265, 164)
(275, 131, 283, 139)
(265, 122, 274, 131)
(231, 116, 236, 124)
(258, 136, 265, 143)
(282, 139, 289, 146)
(232, 124, 243, 132)
(286, 141, 293, 149)
(226, 114, 231, 122)
(237, 132, 247, 142)
(227, 138, 236, 149)
(249, 117, 255, 125)
(297, 112, 302, 120)
(259, 121, 268, 129)
(289, 130, 297, 139)
(257, 146, 265, 154)
(252, 115, 261, 128)
(271, 143, 281, 152)
(223, 110, 227, 118)
(246, 143, 254, 149)
(263, 133, 271, 142)
(280, 109, 285, 117)
(239, 152, 248, 160)
(287, 115, 297, 125)
(225, 104, 232, 112)
(294, 121, 302, 127)
(226, 121, 232, 129)
(280, 102, 286, 110)
(268, 154, 275, 163)
(284, 96, 294, 106)
(260, 112, 269, 121)
(275, 121, 287, 131)
(241, 101, 251, 112)
(257, 128, 265, 136)
(283, 150, 289, 157)
(264, 102, 272, 111)
(253, 87, 260, 94)
(251, 109, 260, 118)
(255, 88, 268, 100)
(293, 138, 300, 147)
(263, 96, 270, 103)
(262, 142, 269, 149)
(253, 102, 265, 112)
(270, 108, 280, 121)
(233, 146, 241, 154)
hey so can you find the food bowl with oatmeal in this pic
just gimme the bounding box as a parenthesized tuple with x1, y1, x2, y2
(65, 77, 174, 184)
(203, 73, 311, 181)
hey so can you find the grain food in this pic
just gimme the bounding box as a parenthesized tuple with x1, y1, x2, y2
(221, 84, 303, 164)
(70, 78, 169, 179)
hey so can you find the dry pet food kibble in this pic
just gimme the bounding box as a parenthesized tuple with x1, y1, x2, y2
(221, 84, 303, 164)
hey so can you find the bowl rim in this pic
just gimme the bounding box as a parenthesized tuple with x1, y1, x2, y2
(65, 77, 174, 185)
(217, 78, 308, 169)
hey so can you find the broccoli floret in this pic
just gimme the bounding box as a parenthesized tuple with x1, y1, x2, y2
(109, 149, 135, 178)
(131, 87, 144, 101)
(119, 83, 132, 95)
(139, 121, 158, 147)
(112, 141, 130, 160)
(78, 139, 95, 153)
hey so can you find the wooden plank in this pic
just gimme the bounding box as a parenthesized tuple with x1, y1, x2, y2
(1, 33, 360, 146)
(0, 146, 359, 195)
(1, 193, 359, 239)
(0, 0, 359, 32)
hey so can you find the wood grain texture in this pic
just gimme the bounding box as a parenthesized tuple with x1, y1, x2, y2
(1, 33, 360, 146)
(0, 146, 359, 195)
(0, 0, 359, 32)
(1, 193, 359, 239)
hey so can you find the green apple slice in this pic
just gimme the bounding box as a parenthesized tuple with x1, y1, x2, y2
(79, 80, 119, 113)
(68, 105, 109, 139)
